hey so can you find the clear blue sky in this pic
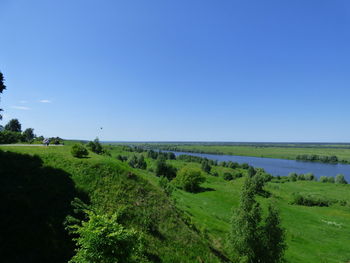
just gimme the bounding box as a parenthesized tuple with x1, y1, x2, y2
(0, 0, 349, 142)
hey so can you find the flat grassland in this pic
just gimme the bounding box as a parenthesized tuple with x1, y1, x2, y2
(143, 143, 350, 161)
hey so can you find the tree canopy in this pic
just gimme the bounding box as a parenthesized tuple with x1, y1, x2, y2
(5, 119, 22, 132)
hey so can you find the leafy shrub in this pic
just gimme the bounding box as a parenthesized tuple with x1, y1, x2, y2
(304, 173, 315, 181)
(174, 167, 205, 192)
(233, 171, 243, 179)
(71, 144, 89, 158)
(223, 172, 234, 181)
(335, 174, 348, 184)
(247, 166, 256, 177)
(227, 161, 239, 169)
(158, 176, 174, 196)
(297, 174, 305, 181)
(201, 160, 211, 173)
(155, 159, 177, 180)
(0, 130, 23, 144)
(116, 155, 127, 162)
(288, 172, 297, 182)
(68, 211, 146, 263)
(211, 171, 219, 177)
(327, 176, 335, 183)
(319, 176, 328, 183)
(87, 138, 103, 154)
(251, 172, 271, 196)
(241, 163, 250, 169)
(292, 194, 332, 207)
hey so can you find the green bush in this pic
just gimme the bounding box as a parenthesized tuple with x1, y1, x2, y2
(223, 172, 234, 181)
(174, 167, 205, 193)
(288, 172, 297, 182)
(155, 159, 177, 180)
(233, 171, 243, 179)
(327, 176, 335, 183)
(335, 174, 348, 184)
(201, 160, 211, 173)
(304, 173, 315, 181)
(211, 171, 219, 177)
(292, 194, 332, 207)
(71, 144, 89, 158)
(87, 138, 103, 154)
(319, 176, 328, 183)
(0, 130, 23, 144)
(297, 174, 305, 181)
(68, 211, 146, 263)
(158, 176, 174, 196)
(128, 154, 147, 169)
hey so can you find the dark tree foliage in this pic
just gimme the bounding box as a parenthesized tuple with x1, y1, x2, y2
(116, 154, 128, 162)
(0, 150, 79, 263)
(146, 150, 176, 161)
(201, 160, 211, 173)
(71, 144, 89, 158)
(155, 159, 177, 180)
(23, 128, 35, 142)
(5, 118, 22, 132)
(296, 154, 339, 163)
(227, 161, 239, 169)
(261, 205, 287, 263)
(335, 174, 348, 184)
(127, 154, 147, 169)
(223, 172, 234, 181)
(0, 71, 6, 120)
(247, 166, 256, 177)
(87, 137, 103, 154)
(0, 130, 23, 144)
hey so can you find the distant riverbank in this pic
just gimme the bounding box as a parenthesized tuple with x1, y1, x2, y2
(163, 150, 350, 180)
(143, 144, 350, 164)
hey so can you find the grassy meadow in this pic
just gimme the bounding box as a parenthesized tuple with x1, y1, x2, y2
(1, 143, 350, 262)
(138, 143, 350, 162)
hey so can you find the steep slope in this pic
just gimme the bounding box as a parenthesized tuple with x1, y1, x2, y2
(0, 146, 220, 263)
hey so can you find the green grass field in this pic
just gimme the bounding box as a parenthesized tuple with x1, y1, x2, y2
(1, 144, 350, 262)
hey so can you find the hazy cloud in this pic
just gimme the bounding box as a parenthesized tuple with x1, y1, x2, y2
(39, 99, 51, 103)
(11, 106, 31, 110)
(19, 100, 28, 104)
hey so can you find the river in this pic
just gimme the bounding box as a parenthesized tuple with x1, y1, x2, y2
(167, 151, 350, 181)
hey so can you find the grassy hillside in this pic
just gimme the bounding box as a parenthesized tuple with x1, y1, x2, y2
(1, 144, 350, 262)
(108, 145, 350, 263)
(0, 145, 220, 263)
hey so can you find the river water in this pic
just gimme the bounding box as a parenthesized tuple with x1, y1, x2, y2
(167, 151, 350, 181)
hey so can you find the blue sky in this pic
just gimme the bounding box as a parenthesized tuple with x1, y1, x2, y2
(0, 0, 349, 142)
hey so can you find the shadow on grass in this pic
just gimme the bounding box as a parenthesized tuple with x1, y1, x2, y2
(0, 150, 85, 263)
(194, 187, 215, 193)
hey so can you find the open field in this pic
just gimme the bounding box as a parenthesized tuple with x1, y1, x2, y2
(130, 143, 350, 162)
(2, 144, 350, 262)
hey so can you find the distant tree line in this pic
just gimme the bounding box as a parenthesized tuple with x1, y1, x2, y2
(296, 154, 344, 164)
(287, 172, 347, 184)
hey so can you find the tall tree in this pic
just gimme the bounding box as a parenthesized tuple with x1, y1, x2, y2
(23, 128, 35, 142)
(261, 204, 286, 263)
(229, 176, 286, 263)
(230, 177, 263, 263)
(0, 71, 6, 120)
(5, 119, 22, 132)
